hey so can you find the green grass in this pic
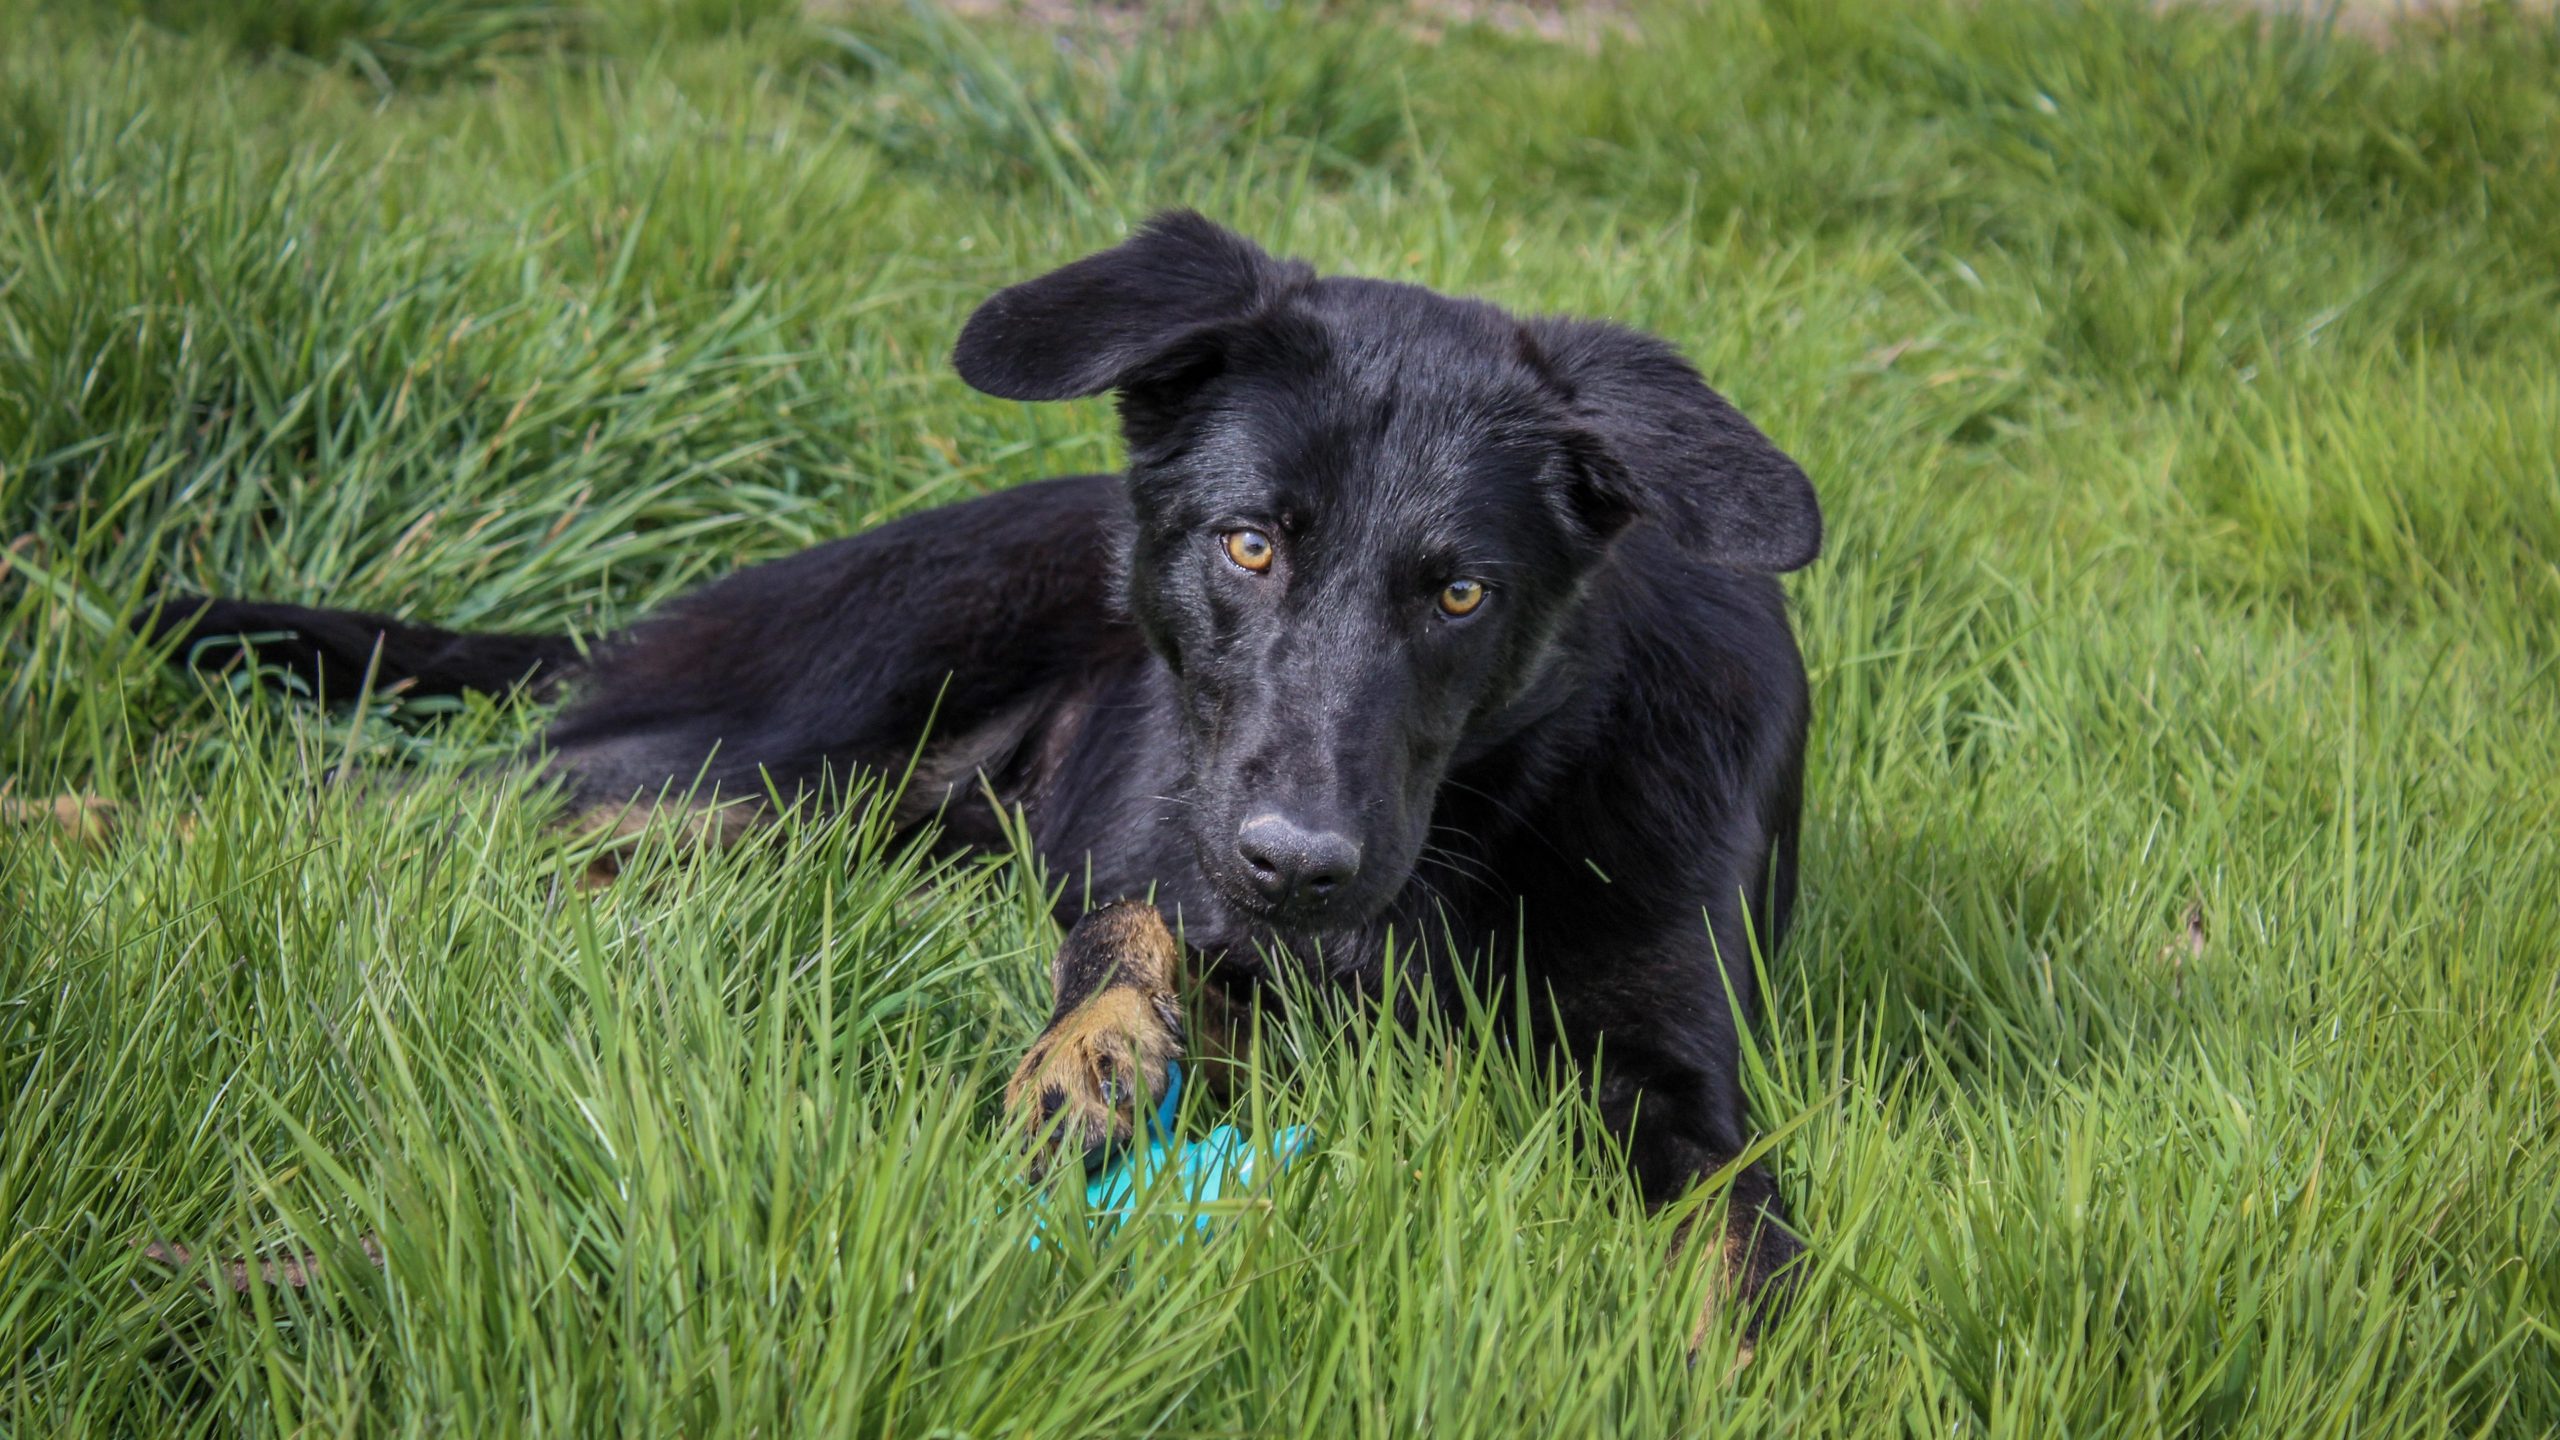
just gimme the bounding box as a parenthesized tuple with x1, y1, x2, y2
(5, 0, 2558, 1432)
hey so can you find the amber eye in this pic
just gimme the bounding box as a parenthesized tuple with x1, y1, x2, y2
(1223, 528, 1276, 573)
(1438, 579, 1487, 617)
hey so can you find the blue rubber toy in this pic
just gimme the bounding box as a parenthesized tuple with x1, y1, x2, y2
(1030, 1062, 1312, 1246)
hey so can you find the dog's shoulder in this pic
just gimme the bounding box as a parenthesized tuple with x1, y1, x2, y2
(1517, 529, 1807, 873)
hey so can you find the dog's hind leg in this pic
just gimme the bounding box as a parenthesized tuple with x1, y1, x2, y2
(563, 789, 773, 891)
(1004, 900, 1189, 1180)
(1, 791, 208, 850)
(1, 791, 123, 848)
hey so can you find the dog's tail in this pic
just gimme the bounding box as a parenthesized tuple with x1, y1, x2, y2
(137, 594, 583, 705)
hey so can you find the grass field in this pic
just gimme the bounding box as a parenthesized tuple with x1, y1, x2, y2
(5, 0, 2559, 1433)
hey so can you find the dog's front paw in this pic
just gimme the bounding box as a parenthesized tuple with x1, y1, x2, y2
(1005, 991, 1181, 1178)
(1686, 1177, 1805, 1371)
(1004, 900, 1186, 1180)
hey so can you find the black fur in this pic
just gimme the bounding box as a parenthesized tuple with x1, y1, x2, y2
(139, 595, 580, 703)
(150, 212, 1823, 1323)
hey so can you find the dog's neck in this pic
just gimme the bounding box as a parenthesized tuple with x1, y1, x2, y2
(1434, 585, 1630, 852)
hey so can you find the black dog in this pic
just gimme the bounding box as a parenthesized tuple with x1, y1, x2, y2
(150, 212, 1823, 1336)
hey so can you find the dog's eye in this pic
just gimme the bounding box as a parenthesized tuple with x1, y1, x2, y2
(1438, 579, 1487, 618)
(1222, 529, 1276, 574)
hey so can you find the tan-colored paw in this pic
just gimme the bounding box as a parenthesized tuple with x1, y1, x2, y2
(565, 794, 766, 892)
(138, 1234, 384, 1292)
(3, 793, 120, 848)
(1687, 1223, 1755, 1375)
(1004, 900, 1186, 1179)
(1683, 1199, 1801, 1374)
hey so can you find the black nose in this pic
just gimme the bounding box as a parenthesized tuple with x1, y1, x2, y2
(1235, 813, 1362, 907)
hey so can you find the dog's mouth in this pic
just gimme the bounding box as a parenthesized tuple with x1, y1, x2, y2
(1216, 880, 1359, 931)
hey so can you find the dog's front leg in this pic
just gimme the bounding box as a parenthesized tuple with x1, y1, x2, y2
(1561, 923, 1806, 1362)
(1591, 1067, 1805, 1366)
(1004, 900, 1188, 1179)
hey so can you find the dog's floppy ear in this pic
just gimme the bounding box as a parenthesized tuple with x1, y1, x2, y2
(1530, 318, 1822, 573)
(953, 211, 1301, 402)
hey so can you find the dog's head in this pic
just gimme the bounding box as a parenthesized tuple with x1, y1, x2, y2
(955, 213, 1820, 933)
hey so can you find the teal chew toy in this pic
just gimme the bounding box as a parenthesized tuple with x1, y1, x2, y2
(1031, 1062, 1312, 1245)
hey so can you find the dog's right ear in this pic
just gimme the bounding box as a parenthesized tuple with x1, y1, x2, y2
(953, 211, 1301, 402)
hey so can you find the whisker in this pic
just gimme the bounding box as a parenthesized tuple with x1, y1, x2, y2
(1437, 778, 1573, 862)
(1418, 837, 1502, 893)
